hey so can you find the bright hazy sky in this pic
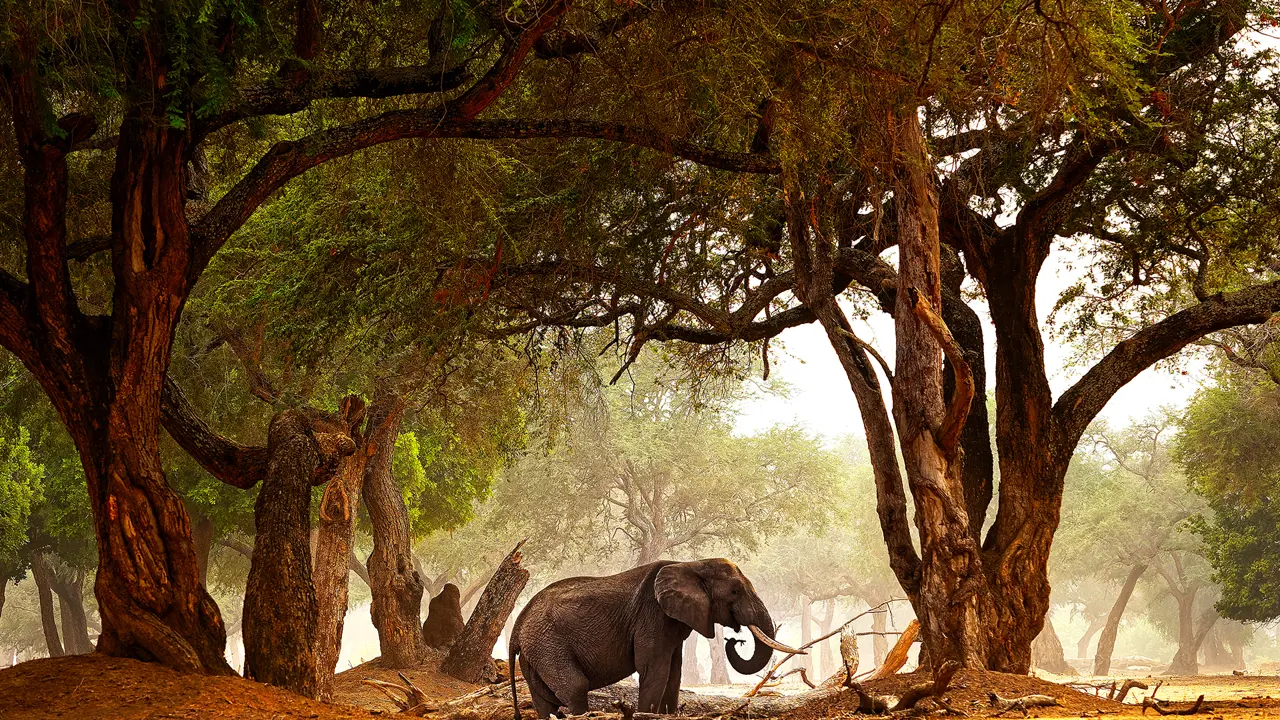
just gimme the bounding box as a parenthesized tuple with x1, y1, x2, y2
(734, 247, 1208, 440)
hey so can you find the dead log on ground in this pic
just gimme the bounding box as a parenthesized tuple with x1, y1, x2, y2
(870, 619, 920, 680)
(442, 541, 529, 683)
(1142, 695, 1210, 715)
(587, 680, 849, 717)
(892, 661, 961, 712)
(988, 692, 1061, 717)
(363, 672, 432, 716)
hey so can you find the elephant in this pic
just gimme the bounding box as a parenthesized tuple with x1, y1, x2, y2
(509, 558, 799, 719)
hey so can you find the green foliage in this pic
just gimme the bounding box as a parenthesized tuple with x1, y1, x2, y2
(0, 426, 42, 569)
(1176, 368, 1280, 621)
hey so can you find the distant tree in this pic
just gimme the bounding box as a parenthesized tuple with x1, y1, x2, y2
(1176, 369, 1280, 624)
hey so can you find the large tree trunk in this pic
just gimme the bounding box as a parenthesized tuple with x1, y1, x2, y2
(363, 396, 426, 667)
(51, 568, 94, 655)
(30, 553, 64, 658)
(890, 111, 984, 670)
(243, 407, 356, 698)
(191, 511, 216, 586)
(1165, 599, 1217, 676)
(312, 397, 371, 700)
(1093, 563, 1146, 675)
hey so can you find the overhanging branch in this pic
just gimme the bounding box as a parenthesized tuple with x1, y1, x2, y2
(1053, 280, 1280, 447)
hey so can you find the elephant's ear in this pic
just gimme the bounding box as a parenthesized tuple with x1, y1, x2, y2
(655, 563, 714, 638)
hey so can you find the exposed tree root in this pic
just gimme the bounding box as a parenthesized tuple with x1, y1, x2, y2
(892, 661, 961, 712)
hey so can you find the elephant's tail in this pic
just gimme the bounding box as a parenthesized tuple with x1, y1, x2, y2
(509, 639, 520, 720)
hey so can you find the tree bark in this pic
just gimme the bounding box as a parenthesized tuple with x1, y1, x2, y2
(871, 619, 919, 679)
(50, 568, 93, 655)
(682, 632, 705, 685)
(1094, 563, 1146, 675)
(30, 553, 64, 658)
(442, 541, 529, 683)
(312, 396, 370, 700)
(363, 395, 427, 667)
(243, 407, 355, 698)
(1030, 616, 1075, 675)
(710, 625, 730, 684)
(890, 111, 984, 670)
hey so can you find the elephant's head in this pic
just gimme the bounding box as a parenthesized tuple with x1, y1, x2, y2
(654, 558, 800, 676)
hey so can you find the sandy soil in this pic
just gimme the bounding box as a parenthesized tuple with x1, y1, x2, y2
(5, 652, 1280, 720)
(0, 654, 379, 719)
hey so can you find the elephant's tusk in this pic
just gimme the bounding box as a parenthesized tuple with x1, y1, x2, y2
(749, 625, 807, 655)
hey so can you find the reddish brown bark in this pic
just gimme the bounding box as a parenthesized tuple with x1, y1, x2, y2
(363, 395, 428, 667)
(243, 407, 356, 697)
(313, 396, 372, 700)
(442, 542, 529, 683)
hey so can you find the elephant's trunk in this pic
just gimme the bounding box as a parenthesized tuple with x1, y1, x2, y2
(726, 602, 777, 675)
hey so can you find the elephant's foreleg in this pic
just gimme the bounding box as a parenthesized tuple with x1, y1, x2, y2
(661, 645, 684, 713)
(637, 654, 675, 712)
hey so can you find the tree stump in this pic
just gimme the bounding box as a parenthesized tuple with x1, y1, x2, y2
(423, 583, 466, 649)
(870, 619, 919, 679)
(442, 541, 529, 683)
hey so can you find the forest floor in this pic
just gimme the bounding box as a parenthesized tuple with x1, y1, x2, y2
(4, 653, 1280, 720)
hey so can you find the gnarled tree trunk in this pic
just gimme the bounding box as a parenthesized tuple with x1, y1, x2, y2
(243, 407, 356, 698)
(363, 395, 426, 667)
(312, 397, 371, 700)
(442, 541, 529, 683)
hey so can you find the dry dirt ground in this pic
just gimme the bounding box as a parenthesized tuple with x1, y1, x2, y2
(4, 653, 1280, 720)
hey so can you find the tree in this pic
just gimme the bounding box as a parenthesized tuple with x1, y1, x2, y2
(0, 0, 787, 672)
(1177, 368, 1280, 623)
(476, 0, 1280, 670)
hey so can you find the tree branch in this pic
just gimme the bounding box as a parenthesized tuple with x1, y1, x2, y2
(1054, 281, 1280, 449)
(160, 376, 269, 489)
(191, 117, 780, 273)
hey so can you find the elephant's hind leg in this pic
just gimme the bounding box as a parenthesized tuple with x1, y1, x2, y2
(521, 656, 563, 718)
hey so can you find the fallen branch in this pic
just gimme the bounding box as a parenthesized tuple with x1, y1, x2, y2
(1143, 694, 1210, 715)
(892, 661, 961, 712)
(870, 619, 921, 680)
(362, 672, 433, 716)
(988, 692, 1061, 717)
(1113, 679, 1148, 703)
